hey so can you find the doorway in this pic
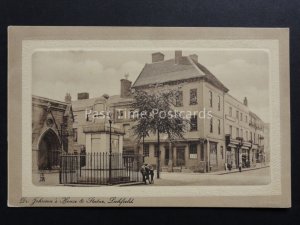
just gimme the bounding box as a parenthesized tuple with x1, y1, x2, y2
(176, 147, 185, 167)
(38, 129, 61, 170)
(164, 146, 169, 165)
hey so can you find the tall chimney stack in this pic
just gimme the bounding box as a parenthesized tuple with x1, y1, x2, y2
(120, 78, 132, 98)
(175, 50, 182, 64)
(152, 52, 164, 63)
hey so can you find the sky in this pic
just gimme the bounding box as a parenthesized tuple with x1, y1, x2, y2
(32, 50, 269, 122)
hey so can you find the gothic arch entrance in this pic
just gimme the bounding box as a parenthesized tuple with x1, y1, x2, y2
(38, 129, 61, 170)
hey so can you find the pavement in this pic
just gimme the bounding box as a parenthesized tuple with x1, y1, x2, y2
(208, 164, 270, 175)
(126, 166, 270, 186)
(34, 165, 270, 187)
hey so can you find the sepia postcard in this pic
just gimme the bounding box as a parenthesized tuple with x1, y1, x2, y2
(8, 27, 291, 207)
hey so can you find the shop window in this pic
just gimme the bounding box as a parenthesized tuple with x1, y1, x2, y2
(189, 144, 197, 159)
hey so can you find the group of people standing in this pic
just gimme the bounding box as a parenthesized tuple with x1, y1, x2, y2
(140, 163, 154, 184)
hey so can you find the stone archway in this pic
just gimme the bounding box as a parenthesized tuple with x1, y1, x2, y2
(38, 129, 61, 170)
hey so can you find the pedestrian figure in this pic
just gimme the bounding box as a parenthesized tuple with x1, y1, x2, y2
(148, 164, 154, 184)
(140, 164, 147, 184)
(239, 162, 242, 172)
(144, 164, 150, 184)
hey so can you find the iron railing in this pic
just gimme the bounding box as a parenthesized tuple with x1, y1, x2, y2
(59, 153, 143, 185)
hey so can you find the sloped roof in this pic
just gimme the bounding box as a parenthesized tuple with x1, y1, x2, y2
(72, 95, 134, 111)
(108, 95, 134, 105)
(132, 56, 229, 92)
(72, 98, 97, 111)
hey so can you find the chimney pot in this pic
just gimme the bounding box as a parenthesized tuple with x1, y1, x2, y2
(152, 52, 164, 63)
(243, 97, 248, 106)
(77, 92, 89, 100)
(65, 93, 72, 103)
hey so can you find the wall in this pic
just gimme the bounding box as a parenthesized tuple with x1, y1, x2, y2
(32, 96, 74, 185)
(224, 94, 250, 140)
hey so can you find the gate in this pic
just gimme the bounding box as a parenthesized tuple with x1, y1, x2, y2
(59, 153, 143, 185)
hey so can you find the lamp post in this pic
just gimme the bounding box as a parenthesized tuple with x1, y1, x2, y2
(108, 117, 112, 185)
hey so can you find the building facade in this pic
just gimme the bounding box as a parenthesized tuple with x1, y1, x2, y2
(131, 50, 266, 172)
(224, 95, 265, 170)
(69, 50, 267, 173)
(131, 51, 230, 172)
(72, 92, 125, 155)
(32, 95, 74, 184)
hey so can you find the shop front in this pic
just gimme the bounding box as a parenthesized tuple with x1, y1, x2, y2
(241, 141, 252, 168)
(225, 135, 240, 170)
